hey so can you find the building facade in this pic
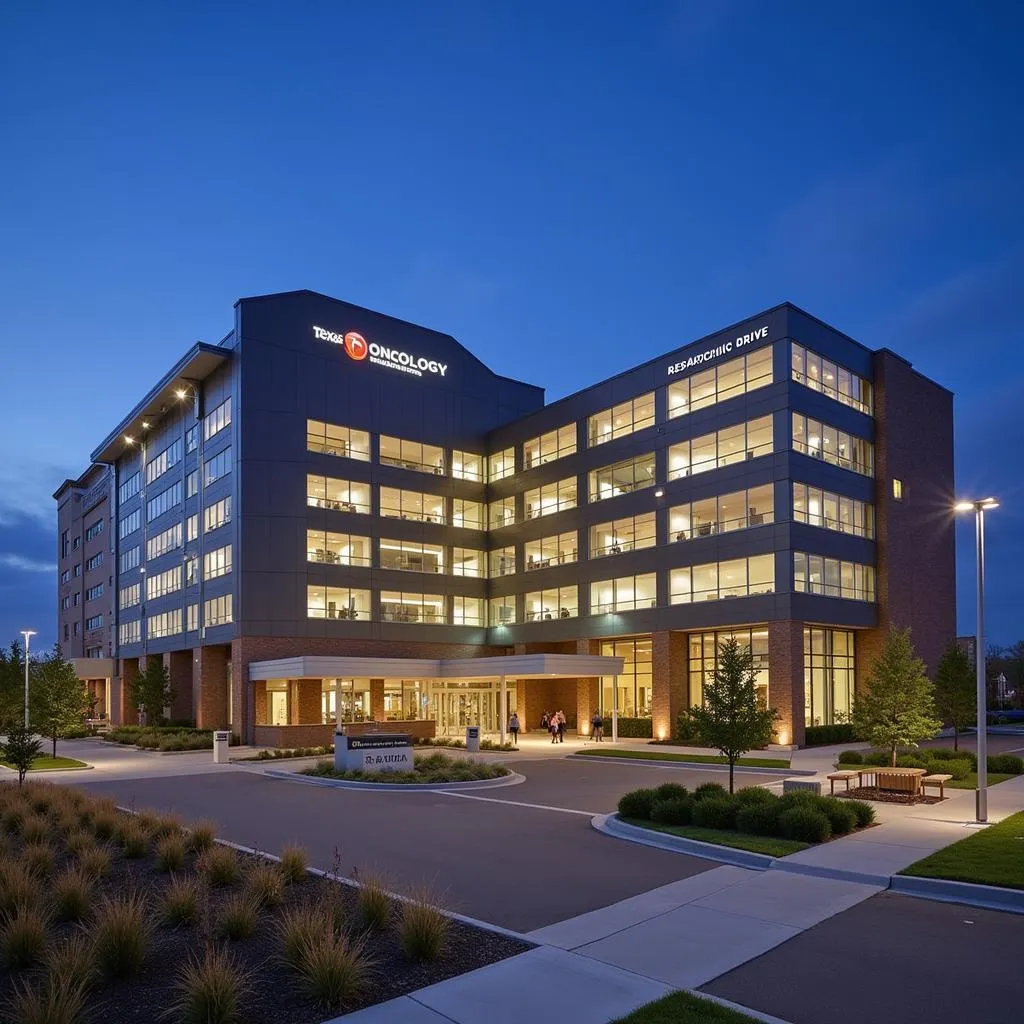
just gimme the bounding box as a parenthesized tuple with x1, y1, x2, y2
(58, 290, 956, 746)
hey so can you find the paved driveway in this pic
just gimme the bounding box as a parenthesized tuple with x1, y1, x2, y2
(702, 891, 1023, 1024)
(80, 760, 745, 932)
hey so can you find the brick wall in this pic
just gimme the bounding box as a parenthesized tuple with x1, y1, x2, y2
(295, 680, 322, 725)
(860, 352, 956, 690)
(164, 650, 193, 722)
(119, 658, 139, 723)
(768, 620, 804, 746)
(651, 630, 687, 740)
(195, 645, 230, 729)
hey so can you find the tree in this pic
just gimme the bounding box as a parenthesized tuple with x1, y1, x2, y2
(687, 638, 779, 793)
(0, 641, 25, 729)
(853, 626, 942, 766)
(2, 721, 42, 786)
(127, 659, 175, 725)
(933, 643, 975, 751)
(30, 645, 93, 758)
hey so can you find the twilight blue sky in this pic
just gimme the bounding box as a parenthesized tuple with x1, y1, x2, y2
(1, 1, 1021, 651)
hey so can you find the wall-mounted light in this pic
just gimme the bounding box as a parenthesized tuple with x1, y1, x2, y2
(124, 436, 134, 445)
(142, 421, 150, 429)
(654, 488, 664, 498)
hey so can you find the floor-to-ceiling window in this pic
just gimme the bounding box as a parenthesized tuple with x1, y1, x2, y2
(687, 628, 769, 708)
(804, 628, 855, 726)
(600, 637, 652, 718)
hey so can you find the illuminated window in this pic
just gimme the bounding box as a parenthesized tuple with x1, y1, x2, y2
(588, 393, 655, 446)
(204, 594, 233, 627)
(488, 594, 517, 626)
(668, 347, 773, 419)
(451, 548, 484, 578)
(203, 398, 231, 441)
(145, 438, 182, 484)
(488, 448, 515, 481)
(524, 476, 577, 519)
(791, 343, 872, 414)
(523, 424, 577, 468)
(146, 565, 182, 600)
(204, 497, 231, 533)
(307, 585, 370, 620)
(452, 498, 484, 529)
(893, 478, 903, 501)
(380, 591, 446, 624)
(805, 628, 856, 726)
(670, 555, 774, 604)
(306, 530, 371, 566)
(668, 416, 773, 479)
(307, 475, 372, 514)
(589, 573, 657, 614)
(793, 553, 875, 601)
(524, 586, 578, 621)
(489, 547, 516, 577)
(452, 596, 485, 626)
(792, 414, 873, 476)
(203, 545, 232, 580)
(589, 454, 655, 501)
(378, 487, 445, 524)
(451, 450, 483, 481)
(524, 531, 577, 569)
(669, 484, 774, 541)
(793, 483, 873, 538)
(379, 539, 445, 573)
(147, 481, 183, 522)
(147, 609, 182, 639)
(306, 419, 370, 461)
(488, 496, 517, 529)
(689, 629, 769, 708)
(590, 513, 656, 557)
(600, 638, 652, 718)
(119, 509, 141, 540)
(379, 435, 445, 475)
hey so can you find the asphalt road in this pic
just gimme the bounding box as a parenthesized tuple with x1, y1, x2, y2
(81, 766, 723, 932)
(702, 891, 1024, 1024)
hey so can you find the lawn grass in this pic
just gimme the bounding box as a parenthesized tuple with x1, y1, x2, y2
(612, 991, 765, 1023)
(578, 748, 789, 769)
(945, 772, 1013, 790)
(0, 755, 89, 771)
(900, 810, 1024, 889)
(621, 817, 809, 857)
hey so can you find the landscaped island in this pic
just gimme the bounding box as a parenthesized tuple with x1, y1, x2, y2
(617, 781, 875, 856)
(0, 781, 529, 1022)
(301, 752, 510, 784)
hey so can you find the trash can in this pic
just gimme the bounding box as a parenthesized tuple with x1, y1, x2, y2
(213, 730, 230, 764)
(465, 725, 480, 753)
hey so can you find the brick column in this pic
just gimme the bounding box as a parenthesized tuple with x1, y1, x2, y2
(119, 658, 139, 724)
(576, 678, 599, 736)
(164, 650, 194, 724)
(370, 679, 385, 722)
(516, 679, 531, 732)
(768, 620, 804, 746)
(194, 645, 229, 729)
(253, 681, 268, 725)
(295, 680, 322, 724)
(651, 631, 687, 740)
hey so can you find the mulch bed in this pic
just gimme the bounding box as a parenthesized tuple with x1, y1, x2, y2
(0, 821, 530, 1024)
(842, 785, 942, 806)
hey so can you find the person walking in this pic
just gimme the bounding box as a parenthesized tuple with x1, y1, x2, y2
(591, 710, 604, 742)
(508, 711, 520, 748)
(556, 709, 566, 743)
(540, 710, 550, 732)
(549, 713, 559, 744)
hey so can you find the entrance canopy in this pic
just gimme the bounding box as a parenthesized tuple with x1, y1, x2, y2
(247, 652, 624, 681)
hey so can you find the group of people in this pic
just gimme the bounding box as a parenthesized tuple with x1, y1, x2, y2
(503, 708, 606, 746)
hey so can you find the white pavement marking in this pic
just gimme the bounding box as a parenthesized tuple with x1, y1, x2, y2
(437, 791, 600, 816)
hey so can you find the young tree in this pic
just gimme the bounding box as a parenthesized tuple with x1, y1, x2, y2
(127, 659, 175, 725)
(933, 642, 975, 751)
(687, 638, 779, 793)
(3, 721, 42, 786)
(853, 626, 942, 766)
(0, 641, 25, 729)
(29, 645, 94, 758)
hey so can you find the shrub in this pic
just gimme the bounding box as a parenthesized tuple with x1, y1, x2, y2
(156, 834, 188, 873)
(243, 862, 284, 908)
(92, 812, 118, 841)
(163, 875, 202, 927)
(189, 820, 216, 853)
(92, 892, 153, 979)
(803, 723, 856, 746)
(64, 828, 96, 860)
(3, 975, 88, 1024)
(279, 845, 308, 884)
(734, 786, 776, 805)
(925, 748, 978, 769)
(613, 717, 653, 739)
(119, 822, 149, 859)
(650, 797, 694, 826)
(988, 754, 1024, 775)
(51, 868, 94, 923)
(845, 800, 876, 828)
(171, 946, 251, 1024)
(617, 788, 657, 820)
(21, 842, 55, 879)
(837, 750, 864, 764)
(46, 934, 96, 991)
(21, 816, 49, 845)
(0, 861, 38, 922)
(78, 846, 111, 879)
(778, 806, 831, 843)
(936, 758, 972, 781)
(1, 905, 49, 969)
(278, 904, 333, 969)
(356, 875, 392, 932)
(817, 797, 858, 836)
(863, 752, 890, 766)
(198, 846, 240, 886)
(151, 813, 182, 840)
(2, 808, 25, 836)
(735, 803, 781, 836)
(217, 894, 259, 941)
(894, 755, 928, 770)
(400, 889, 450, 962)
(693, 782, 729, 802)
(674, 710, 703, 744)
(691, 797, 738, 830)
(653, 782, 689, 802)
(295, 933, 375, 1009)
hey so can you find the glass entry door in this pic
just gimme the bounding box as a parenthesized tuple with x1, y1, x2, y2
(429, 682, 499, 736)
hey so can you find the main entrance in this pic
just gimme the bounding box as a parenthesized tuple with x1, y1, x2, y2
(429, 681, 501, 737)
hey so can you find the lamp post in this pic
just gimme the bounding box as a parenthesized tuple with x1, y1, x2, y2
(955, 498, 999, 823)
(19, 629, 36, 729)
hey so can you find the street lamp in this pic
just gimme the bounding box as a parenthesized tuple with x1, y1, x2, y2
(955, 497, 999, 823)
(19, 629, 36, 729)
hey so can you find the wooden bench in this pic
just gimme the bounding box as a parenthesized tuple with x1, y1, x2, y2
(876, 768, 927, 797)
(921, 773, 953, 799)
(827, 770, 861, 795)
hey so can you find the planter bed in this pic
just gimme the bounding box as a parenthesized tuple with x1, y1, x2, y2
(301, 752, 510, 785)
(0, 755, 90, 772)
(577, 749, 790, 769)
(0, 781, 529, 1024)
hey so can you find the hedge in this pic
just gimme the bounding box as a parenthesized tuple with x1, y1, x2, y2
(804, 724, 856, 746)
(614, 717, 654, 739)
(838, 748, 1023, 778)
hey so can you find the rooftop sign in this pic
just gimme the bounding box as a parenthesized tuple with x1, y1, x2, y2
(313, 325, 448, 379)
(666, 324, 770, 377)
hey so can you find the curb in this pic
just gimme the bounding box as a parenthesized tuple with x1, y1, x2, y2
(594, 813, 774, 870)
(769, 860, 890, 888)
(262, 768, 526, 793)
(571, 753, 815, 776)
(889, 874, 1024, 915)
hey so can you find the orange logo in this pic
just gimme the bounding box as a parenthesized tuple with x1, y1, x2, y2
(343, 332, 368, 361)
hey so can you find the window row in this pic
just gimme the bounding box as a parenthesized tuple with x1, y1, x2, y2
(792, 415, 873, 476)
(668, 416, 773, 479)
(85, 583, 103, 601)
(668, 346, 772, 418)
(120, 583, 141, 610)
(793, 483, 874, 538)
(147, 481, 182, 523)
(119, 471, 141, 504)
(147, 522, 183, 561)
(85, 518, 104, 541)
(791, 344, 872, 414)
(85, 614, 103, 630)
(204, 398, 231, 441)
(669, 554, 774, 603)
(146, 437, 182, 485)
(668, 484, 774, 541)
(204, 446, 232, 486)
(147, 565, 181, 600)
(85, 552, 103, 571)
(793, 552, 875, 601)
(119, 508, 141, 540)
